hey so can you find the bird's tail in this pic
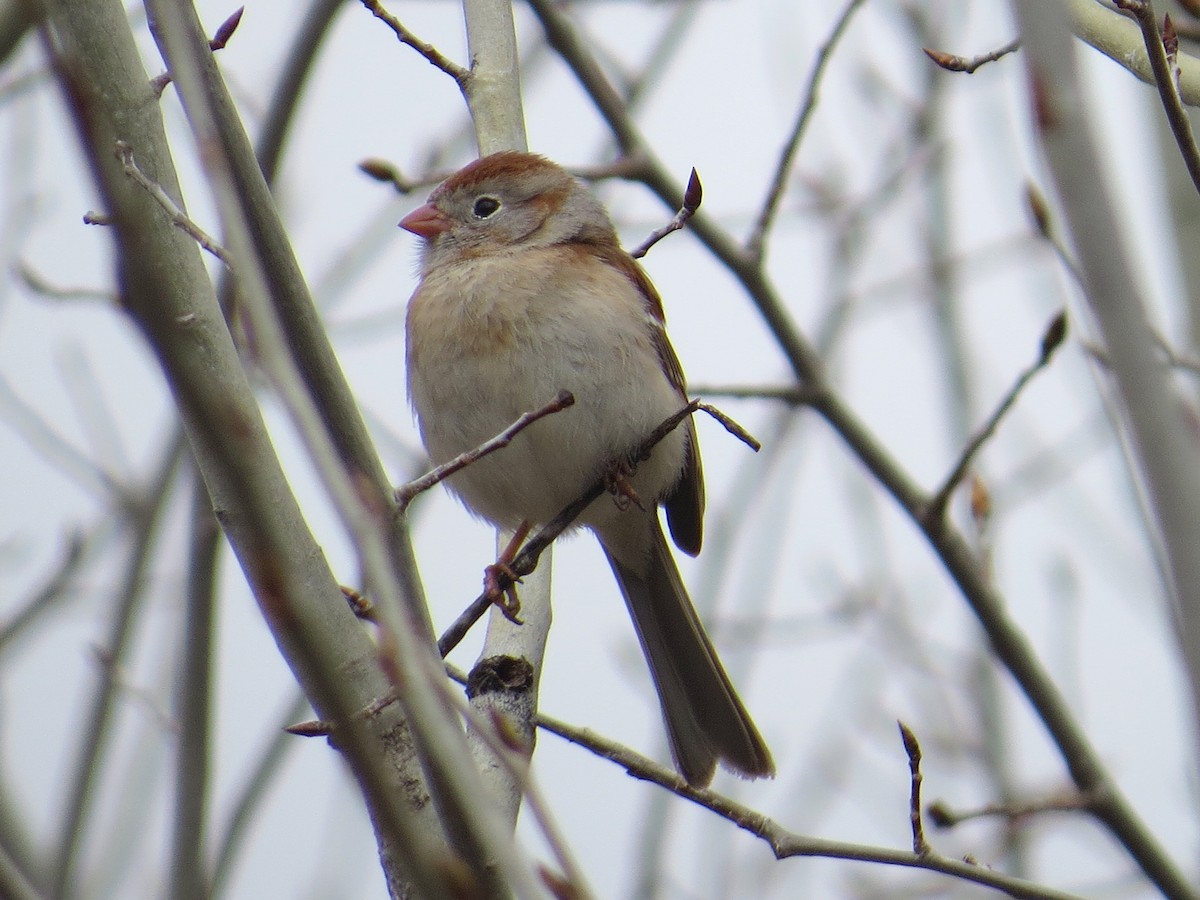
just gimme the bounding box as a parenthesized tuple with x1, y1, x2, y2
(601, 515, 774, 786)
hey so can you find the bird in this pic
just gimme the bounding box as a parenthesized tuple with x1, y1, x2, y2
(401, 151, 773, 786)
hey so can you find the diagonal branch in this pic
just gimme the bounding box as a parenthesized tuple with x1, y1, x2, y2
(923, 311, 1068, 526)
(359, 0, 468, 85)
(437, 400, 758, 656)
(396, 390, 575, 512)
(746, 0, 869, 261)
(1117, 1, 1200, 193)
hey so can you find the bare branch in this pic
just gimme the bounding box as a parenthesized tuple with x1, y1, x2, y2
(436, 400, 758, 656)
(923, 38, 1020, 74)
(395, 390, 576, 512)
(149, 6, 245, 96)
(746, 0, 869, 261)
(0, 530, 90, 654)
(1114, 1, 1200, 193)
(898, 722, 930, 857)
(928, 790, 1100, 829)
(359, 0, 469, 86)
(537, 712, 1085, 900)
(115, 141, 231, 265)
(923, 311, 1069, 526)
(15, 263, 113, 303)
(630, 167, 701, 258)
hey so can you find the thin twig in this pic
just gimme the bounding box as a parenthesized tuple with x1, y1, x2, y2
(535, 711, 1083, 900)
(898, 721, 930, 856)
(1117, 1, 1200, 194)
(1025, 183, 1086, 290)
(697, 401, 762, 451)
(115, 142, 232, 265)
(923, 38, 1020, 74)
(1153, 329, 1200, 376)
(358, 158, 424, 194)
(150, 7, 244, 96)
(629, 168, 701, 258)
(170, 469, 220, 900)
(53, 436, 184, 898)
(437, 400, 759, 656)
(15, 262, 113, 303)
(359, 0, 469, 85)
(922, 311, 1068, 526)
(928, 790, 1100, 829)
(395, 390, 576, 512)
(0, 530, 89, 653)
(686, 384, 822, 405)
(746, 0, 869, 261)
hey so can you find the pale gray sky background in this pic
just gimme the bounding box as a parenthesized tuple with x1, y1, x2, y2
(1, 2, 1194, 897)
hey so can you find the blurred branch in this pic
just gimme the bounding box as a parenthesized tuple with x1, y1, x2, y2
(0, 372, 121, 497)
(209, 692, 311, 897)
(52, 430, 184, 898)
(928, 790, 1099, 829)
(687, 384, 821, 405)
(169, 464, 220, 900)
(0, 840, 42, 900)
(46, 0, 463, 894)
(746, 0, 868, 261)
(256, 0, 345, 184)
(15, 262, 113, 302)
(1015, 4, 1200, 898)
(0, 528, 89, 654)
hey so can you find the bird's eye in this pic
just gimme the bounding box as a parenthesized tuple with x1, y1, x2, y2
(472, 196, 501, 219)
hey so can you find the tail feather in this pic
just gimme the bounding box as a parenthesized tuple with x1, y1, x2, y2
(601, 517, 773, 786)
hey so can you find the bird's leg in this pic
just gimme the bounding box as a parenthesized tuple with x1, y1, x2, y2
(483, 520, 532, 622)
(603, 458, 646, 512)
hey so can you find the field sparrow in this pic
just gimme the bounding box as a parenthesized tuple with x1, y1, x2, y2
(401, 151, 773, 786)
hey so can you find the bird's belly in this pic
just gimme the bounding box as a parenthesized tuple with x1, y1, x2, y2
(408, 320, 687, 531)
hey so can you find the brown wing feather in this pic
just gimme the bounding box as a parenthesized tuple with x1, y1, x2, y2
(594, 244, 705, 556)
(658, 333, 704, 557)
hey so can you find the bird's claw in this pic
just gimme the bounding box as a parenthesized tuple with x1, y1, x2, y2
(484, 562, 523, 624)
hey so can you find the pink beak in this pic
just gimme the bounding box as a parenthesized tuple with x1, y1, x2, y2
(399, 203, 451, 238)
